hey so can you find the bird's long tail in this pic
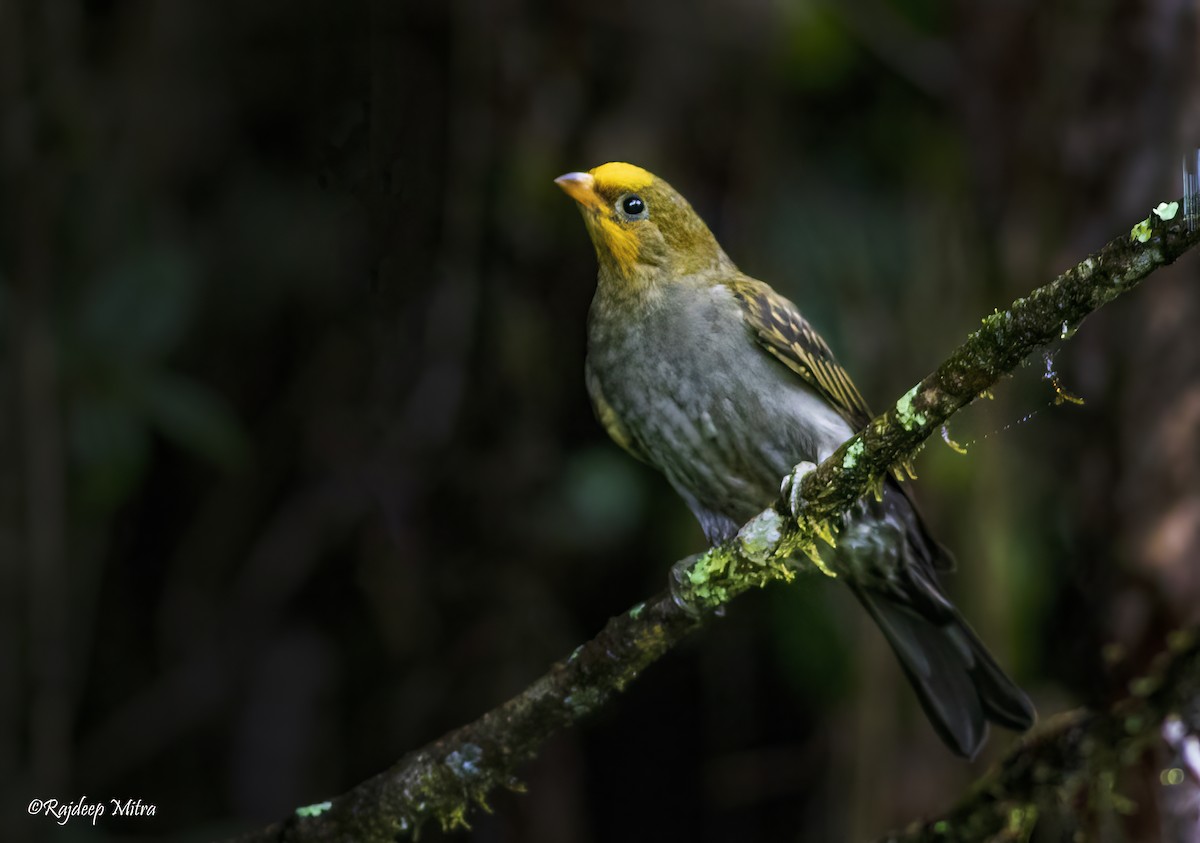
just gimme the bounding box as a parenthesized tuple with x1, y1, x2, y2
(851, 584, 1035, 758)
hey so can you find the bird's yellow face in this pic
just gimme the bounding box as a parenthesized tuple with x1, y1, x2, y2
(555, 162, 727, 286)
(555, 163, 655, 276)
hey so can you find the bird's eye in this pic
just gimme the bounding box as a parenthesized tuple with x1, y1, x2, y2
(620, 194, 647, 218)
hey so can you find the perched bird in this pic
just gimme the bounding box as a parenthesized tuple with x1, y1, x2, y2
(556, 162, 1034, 758)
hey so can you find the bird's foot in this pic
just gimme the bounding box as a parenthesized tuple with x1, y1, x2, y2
(669, 553, 704, 618)
(669, 554, 727, 619)
(779, 460, 818, 520)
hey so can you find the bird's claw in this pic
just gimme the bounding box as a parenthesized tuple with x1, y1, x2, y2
(779, 460, 817, 520)
(669, 554, 704, 618)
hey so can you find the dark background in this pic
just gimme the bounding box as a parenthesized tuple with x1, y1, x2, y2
(3, 1, 1199, 840)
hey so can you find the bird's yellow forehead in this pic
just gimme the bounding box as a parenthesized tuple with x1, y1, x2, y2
(590, 162, 654, 193)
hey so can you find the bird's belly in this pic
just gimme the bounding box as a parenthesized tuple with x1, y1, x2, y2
(592, 316, 855, 538)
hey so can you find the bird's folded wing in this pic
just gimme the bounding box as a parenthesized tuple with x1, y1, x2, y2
(729, 277, 873, 431)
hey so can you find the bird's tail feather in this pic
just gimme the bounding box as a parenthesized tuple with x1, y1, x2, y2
(852, 585, 1035, 759)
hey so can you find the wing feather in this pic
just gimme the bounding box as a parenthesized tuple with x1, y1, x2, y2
(729, 276, 919, 484)
(729, 277, 873, 430)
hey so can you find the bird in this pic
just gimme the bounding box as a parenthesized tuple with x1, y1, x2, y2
(555, 161, 1035, 758)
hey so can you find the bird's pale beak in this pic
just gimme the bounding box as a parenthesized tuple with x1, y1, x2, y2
(555, 171, 604, 211)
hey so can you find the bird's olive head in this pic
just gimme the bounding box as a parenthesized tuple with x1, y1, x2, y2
(555, 162, 728, 288)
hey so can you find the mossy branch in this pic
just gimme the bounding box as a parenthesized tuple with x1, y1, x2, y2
(231, 201, 1200, 842)
(875, 629, 1200, 842)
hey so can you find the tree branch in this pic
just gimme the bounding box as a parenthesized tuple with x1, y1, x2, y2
(232, 200, 1200, 841)
(875, 630, 1200, 842)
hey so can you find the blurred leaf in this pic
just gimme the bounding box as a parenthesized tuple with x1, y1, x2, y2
(69, 394, 151, 510)
(78, 243, 198, 359)
(141, 373, 250, 471)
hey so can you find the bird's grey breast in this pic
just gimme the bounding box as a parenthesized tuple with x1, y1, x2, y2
(587, 282, 853, 532)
